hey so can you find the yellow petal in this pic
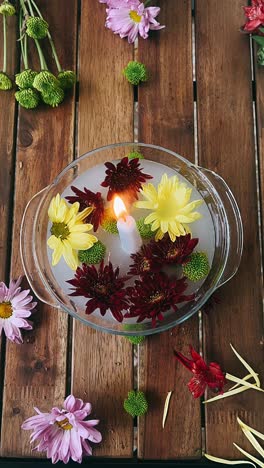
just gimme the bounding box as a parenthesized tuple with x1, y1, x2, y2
(47, 235, 60, 249)
(70, 223, 93, 233)
(160, 220, 168, 233)
(64, 202, 80, 225)
(230, 343, 260, 387)
(144, 212, 158, 224)
(52, 241, 64, 266)
(68, 233, 97, 250)
(75, 206, 93, 223)
(162, 391, 173, 429)
(155, 229, 164, 241)
(48, 194, 68, 223)
(62, 240, 79, 270)
(233, 443, 264, 468)
(204, 453, 256, 467)
(179, 199, 203, 214)
(134, 200, 155, 210)
(237, 418, 264, 442)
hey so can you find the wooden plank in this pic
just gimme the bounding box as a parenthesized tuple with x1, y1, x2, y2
(137, 1, 201, 459)
(196, 0, 264, 459)
(1, 0, 77, 457)
(71, 1, 134, 458)
(255, 48, 264, 241)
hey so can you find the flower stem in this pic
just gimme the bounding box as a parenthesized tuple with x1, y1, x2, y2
(20, 0, 29, 17)
(29, 0, 62, 72)
(19, 7, 28, 68)
(144, 0, 152, 6)
(3, 14, 7, 73)
(34, 38, 47, 69)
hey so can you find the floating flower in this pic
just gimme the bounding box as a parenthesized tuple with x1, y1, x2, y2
(106, 0, 165, 44)
(125, 335, 145, 344)
(66, 186, 105, 232)
(136, 217, 155, 239)
(128, 244, 159, 276)
(151, 233, 198, 266)
(124, 390, 148, 417)
(182, 251, 210, 282)
(101, 212, 118, 234)
(127, 150, 144, 160)
(125, 272, 194, 327)
(0, 277, 36, 344)
(22, 395, 102, 464)
(101, 156, 152, 201)
(174, 346, 226, 398)
(67, 260, 129, 322)
(123, 60, 148, 85)
(15, 69, 38, 89)
(243, 0, 264, 32)
(135, 173, 203, 242)
(47, 194, 97, 270)
(78, 241, 106, 265)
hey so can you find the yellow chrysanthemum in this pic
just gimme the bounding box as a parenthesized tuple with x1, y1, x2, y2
(134, 173, 203, 241)
(47, 194, 98, 270)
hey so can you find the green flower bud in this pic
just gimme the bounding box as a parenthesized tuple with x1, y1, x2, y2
(127, 150, 144, 160)
(136, 217, 155, 239)
(182, 251, 210, 282)
(41, 87, 64, 107)
(124, 390, 148, 417)
(123, 60, 148, 86)
(15, 88, 40, 109)
(101, 214, 118, 235)
(125, 335, 145, 345)
(33, 71, 60, 93)
(15, 69, 38, 89)
(78, 241, 106, 265)
(0, 71, 12, 90)
(0, 1, 16, 15)
(26, 16, 49, 39)
(58, 70, 76, 90)
(257, 47, 264, 66)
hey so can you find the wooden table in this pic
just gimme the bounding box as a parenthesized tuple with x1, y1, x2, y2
(0, 0, 263, 464)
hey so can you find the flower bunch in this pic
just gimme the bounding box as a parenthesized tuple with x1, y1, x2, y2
(99, 0, 165, 44)
(242, 0, 264, 65)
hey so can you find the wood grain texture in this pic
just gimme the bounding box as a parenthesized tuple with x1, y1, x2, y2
(196, 0, 264, 459)
(0, 0, 77, 456)
(137, 1, 201, 459)
(254, 46, 264, 243)
(71, 1, 134, 458)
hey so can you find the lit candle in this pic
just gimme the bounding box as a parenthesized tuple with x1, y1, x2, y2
(113, 196, 142, 255)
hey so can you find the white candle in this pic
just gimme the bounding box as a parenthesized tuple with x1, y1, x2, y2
(113, 196, 142, 255)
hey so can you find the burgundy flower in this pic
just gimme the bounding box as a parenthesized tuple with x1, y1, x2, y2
(174, 346, 226, 398)
(151, 233, 198, 266)
(67, 261, 129, 322)
(243, 0, 264, 32)
(125, 272, 194, 327)
(101, 157, 152, 201)
(128, 244, 159, 276)
(66, 186, 105, 232)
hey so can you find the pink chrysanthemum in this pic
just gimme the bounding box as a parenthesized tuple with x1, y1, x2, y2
(22, 395, 102, 464)
(105, 0, 165, 44)
(0, 277, 36, 344)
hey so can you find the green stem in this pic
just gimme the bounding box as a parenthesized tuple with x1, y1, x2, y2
(3, 14, 7, 73)
(19, 7, 27, 68)
(24, 34, 28, 69)
(29, 0, 62, 72)
(34, 38, 47, 69)
(20, 0, 29, 16)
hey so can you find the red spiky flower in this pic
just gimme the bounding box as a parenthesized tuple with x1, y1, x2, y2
(243, 0, 264, 33)
(125, 272, 194, 327)
(128, 244, 159, 276)
(66, 186, 105, 232)
(67, 261, 129, 322)
(151, 233, 198, 266)
(101, 157, 152, 201)
(174, 346, 226, 398)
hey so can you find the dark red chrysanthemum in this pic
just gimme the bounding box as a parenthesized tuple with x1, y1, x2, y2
(101, 157, 152, 201)
(128, 244, 159, 276)
(66, 186, 105, 232)
(174, 346, 226, 398)
(67, 260, 129, 322)
(150, 233, 198, 266)
(125, 272, 194, 327)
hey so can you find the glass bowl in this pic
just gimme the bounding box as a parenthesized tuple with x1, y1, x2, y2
(20, 143, 243, 336)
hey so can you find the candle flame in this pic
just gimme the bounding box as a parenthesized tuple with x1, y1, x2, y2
(113, 196, 127, 219)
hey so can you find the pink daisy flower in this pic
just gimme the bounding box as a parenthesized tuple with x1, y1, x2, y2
(0, 276, 36, 344)
(106, 0, 165, 43)
(22, 395, 102, 464)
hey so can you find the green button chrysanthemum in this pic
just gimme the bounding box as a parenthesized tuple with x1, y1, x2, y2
(15, 69, 38, 89)
(15, 88, 40, 109)
(125, 335, 145, 345)
(258, 47, 264, 66)
(26, 16, 49, 39)
(127, 150, 144, 160)
(0, 71, 12, 90)
(124, 390, 148, 417)
(136, 217, 155, 239)
(0, 1, 16, 15)
(101, 215, 118, 235)
(41, 86, 64, 107)
(58, 70, 76, 90)
(78, 241, 106, 265)
(182, 251, 210, 282)
(123, 61, 148, 86)
(33, 71, 60, 93)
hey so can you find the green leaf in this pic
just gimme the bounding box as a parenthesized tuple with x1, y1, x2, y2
(252, 35, 264, 46)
